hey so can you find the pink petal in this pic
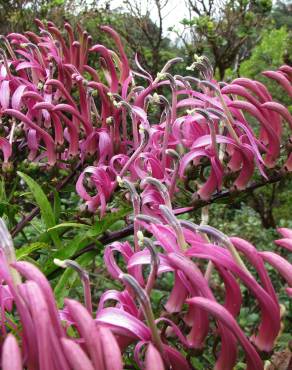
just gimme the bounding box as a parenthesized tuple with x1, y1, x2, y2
(262, 70, 292, 98)
(163, 345, 191, 370)
(0, 138, 12, 163)
(11, 85, 27, 110)
(2, 334, 22, 370)
(65, 299, 104, 369)
(13, 261, 64, 337)
(0, 81, 10, 109)
(99, 326, 123, 370)
(185, 244, 280, 351)
(231, 237, 278, 304)
(100, 26, 130, 83)
(96, 307, 151, 341)
(274, 238, 292, 252)
(277, 227, 292, 239)
(145, 344, 165, 370)
(61, 338, 95, 370)
(260, 251, 292, 287)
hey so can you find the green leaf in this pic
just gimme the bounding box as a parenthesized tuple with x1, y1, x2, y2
(54, 251, 96, 307)
(17, 171, 61, 248)
(53, 190, 61, 224)
(43, 206, 130, 276)
(0, 176, 6, 202)
(48, 222, 90, 232)
(88, 206, 131, 237)
(43, 233, 100, 276)
(16, 242, 49, 260)
(190, 358, 205, 370)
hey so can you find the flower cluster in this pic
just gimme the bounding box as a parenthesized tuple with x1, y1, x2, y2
(0, 22, 291, 216)
(0, 187, 291, 369)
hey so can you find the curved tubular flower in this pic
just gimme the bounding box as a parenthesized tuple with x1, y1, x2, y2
(11, 84, 28, 109)
(231, 77, 272, 102)
(0, 254, 39, 369)
(277, 227, 292, 238)
(96, 306, 151, 342)
(159, 205, 187, 250)
(32, 101, 64, 145)
(141, 177, 172, 210)
(279, 64, 292, 79)
(76, 166, 115, 216)
(100, 26, 130, 84)
(221, 83, 282, 137)
(98, 326, 124, 370)
(65, 299, 104, 369)
(259, 251, 292, 294)
(275, 227, 292, 252)
(53, 103, 92, 135)
(46, 26, 70, 62)
(45, 79, 78, 109)
(261, 101, 292, 130)
(216, 265, 242, 317)
(138, 235, 159, 295)
(119, 178, 141, 251)
(230, 237, 278, 304)
(90, 44, 119, 92)
(88, 81, 112, 126)
(120, 273, 165, 356)
(187, 297, 263, 370)
(0, 80, 10, 108)
(167, 252, 238, 368)
(12, 260, 64, 338)
(228, 100, 280, 166)
(185, 243, 281, 351)
(20, 280, 69, 370)
(192, 135, 256, 190)
(179, 148, 223, 200)
(164, 271, 188, 313)
(262, 70, 292, 98)
(0, 137, 12, 164)
(98, 289, 139, 317)
(54, 258, 92, 316)
(104, 241, 144, 285)
(3, 108, 56, 165)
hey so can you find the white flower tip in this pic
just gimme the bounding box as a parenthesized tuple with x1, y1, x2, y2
(280, 304, 286, 318)
(53, 258, 67, 268)
(139, 126, 145, 135)
(116, 176, 123, 186)
(151, 93, 160, 104)
(186, 108, 195, 115)
(137, 230, 144, 243)
(106, 116, 113, 125)
(156, 72, 166, 81)
(113, 100, 121, 108)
